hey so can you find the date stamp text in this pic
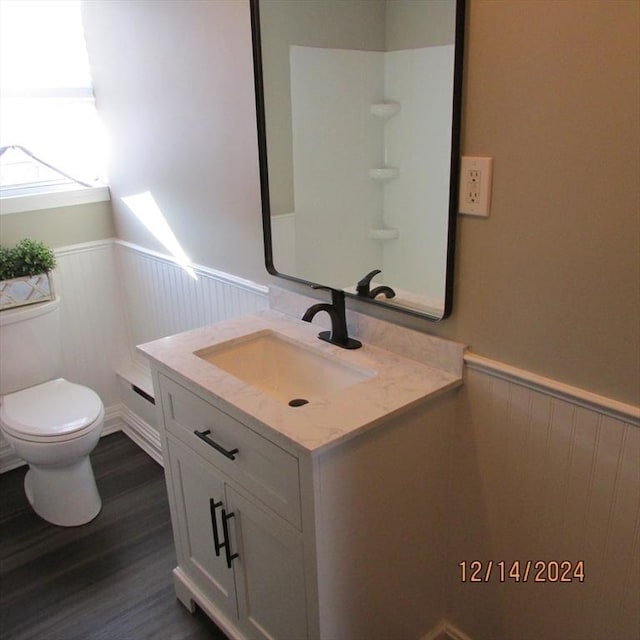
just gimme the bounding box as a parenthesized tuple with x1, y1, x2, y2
(459, 560, 585, 583)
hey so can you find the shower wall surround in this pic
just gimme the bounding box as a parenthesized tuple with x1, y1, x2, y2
(272, 43, 453, 309)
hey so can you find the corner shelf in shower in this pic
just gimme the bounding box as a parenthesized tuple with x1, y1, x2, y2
(369, 167, 399, 181)
(370, 101, 401, 119)
(370, 100, 400, 182)
(369, 228, 399, 241)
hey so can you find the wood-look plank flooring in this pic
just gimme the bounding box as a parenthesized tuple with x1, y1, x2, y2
(0, 432, 228, 640)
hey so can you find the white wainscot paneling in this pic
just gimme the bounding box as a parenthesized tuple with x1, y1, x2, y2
(54, 241, 129, 407)
(112, 241, 269, 462)
(448, 359, 640, 640)
(115, 240, 269, 354)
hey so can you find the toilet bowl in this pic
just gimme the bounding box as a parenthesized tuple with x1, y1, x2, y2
(1, 378, 104, 526)
(0, 298, 105, 526)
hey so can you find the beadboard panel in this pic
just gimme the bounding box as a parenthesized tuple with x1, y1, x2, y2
(114, 241, 269, 358)
(448, 366, 640, 640)
(112, 241, 269, 464)
(54, 241, 129, 407)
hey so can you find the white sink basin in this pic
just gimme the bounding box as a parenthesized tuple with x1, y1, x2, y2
(194, 330, 376, 406)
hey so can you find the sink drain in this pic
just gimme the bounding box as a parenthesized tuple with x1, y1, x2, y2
(288, 398, 309, 407)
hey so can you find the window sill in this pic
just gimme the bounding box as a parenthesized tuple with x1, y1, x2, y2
(0, 185, 111, 215)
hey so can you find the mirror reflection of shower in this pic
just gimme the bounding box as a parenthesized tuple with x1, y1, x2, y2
(256, 0, 462, 320)
(276, 43, 453, 316)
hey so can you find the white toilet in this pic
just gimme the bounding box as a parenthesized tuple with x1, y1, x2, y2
(0, 297, 105, 526)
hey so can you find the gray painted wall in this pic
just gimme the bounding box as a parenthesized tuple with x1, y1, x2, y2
(0, 201, 115, 248)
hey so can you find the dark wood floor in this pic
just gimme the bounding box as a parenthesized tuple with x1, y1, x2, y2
(0, 432, 228, 640)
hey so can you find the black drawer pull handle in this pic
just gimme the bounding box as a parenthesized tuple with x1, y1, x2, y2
(194, 429, 239, 460)
(209, 499, 224, 557)
(221, 509, 239, 569)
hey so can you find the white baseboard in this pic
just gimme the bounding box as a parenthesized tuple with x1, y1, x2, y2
(0, 438, 26, 473)
(0, 402, 161, 473)
(119, 403, 163, 466)
(103, 403, 124, 436)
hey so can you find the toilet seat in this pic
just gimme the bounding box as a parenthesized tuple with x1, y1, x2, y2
(0, 378, 103, 443)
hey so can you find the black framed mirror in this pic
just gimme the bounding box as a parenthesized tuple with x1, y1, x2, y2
(251, 0, 465, 320)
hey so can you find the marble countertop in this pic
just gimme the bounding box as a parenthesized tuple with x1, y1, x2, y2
(138, 310, 462, 455)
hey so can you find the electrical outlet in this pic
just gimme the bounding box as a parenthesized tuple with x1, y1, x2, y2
(459, 156, 493, 217)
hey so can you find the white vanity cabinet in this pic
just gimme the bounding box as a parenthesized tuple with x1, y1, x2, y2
(140, 311, 464, 640)
(166, 437, 237, 618)
(157, 373, 308, 640)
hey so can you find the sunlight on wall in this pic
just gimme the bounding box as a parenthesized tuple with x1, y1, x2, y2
(121, 191, 197, 279)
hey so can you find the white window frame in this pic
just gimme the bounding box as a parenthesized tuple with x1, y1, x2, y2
(0, 184, 110, 215)
(0, 2, 110, 214)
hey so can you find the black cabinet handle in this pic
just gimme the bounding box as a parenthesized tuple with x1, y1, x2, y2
(209, 499, 224, 557)
(221, 509, 239, 569)
(194, 429, 239, 460)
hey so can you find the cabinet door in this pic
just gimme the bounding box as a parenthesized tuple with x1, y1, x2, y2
(226, 486, 308, 640)
(166, 437, 238, 619)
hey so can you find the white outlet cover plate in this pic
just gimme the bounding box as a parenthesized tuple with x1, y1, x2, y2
(459, 156, 493, 217)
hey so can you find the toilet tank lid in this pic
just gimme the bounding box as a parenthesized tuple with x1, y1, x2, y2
(0, 378, 103, 439)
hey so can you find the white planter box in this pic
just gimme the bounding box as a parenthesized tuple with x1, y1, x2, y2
(0, 273, 54, 310)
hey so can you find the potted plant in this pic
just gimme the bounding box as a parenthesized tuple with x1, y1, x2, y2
(0, 238, 57, 310)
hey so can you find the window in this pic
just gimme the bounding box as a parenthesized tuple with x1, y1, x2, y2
(0, 0, 107, 204)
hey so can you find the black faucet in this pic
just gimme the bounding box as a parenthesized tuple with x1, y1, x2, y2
(356, 269, 396, 300)
(301, 285, 362, 349)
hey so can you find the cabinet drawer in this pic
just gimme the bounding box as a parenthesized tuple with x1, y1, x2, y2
(159, 374, 301, 528)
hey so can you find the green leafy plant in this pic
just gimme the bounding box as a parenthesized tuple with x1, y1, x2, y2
(0, 239, 56, 280)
